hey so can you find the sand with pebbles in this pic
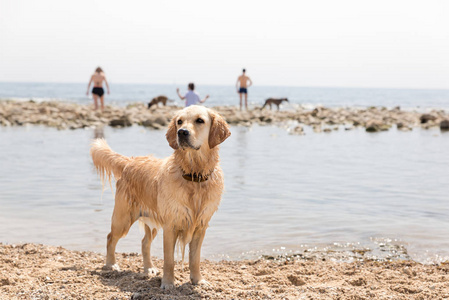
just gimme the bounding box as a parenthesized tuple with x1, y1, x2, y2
(1, 243, 449, 299)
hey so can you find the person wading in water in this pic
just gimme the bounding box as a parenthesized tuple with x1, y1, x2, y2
(86, 67, 110, 111)
(236, 68, 252, 111)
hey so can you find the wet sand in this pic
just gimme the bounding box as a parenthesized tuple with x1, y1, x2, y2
(1, 243, 448, 299)
(1, 100, 448, 132)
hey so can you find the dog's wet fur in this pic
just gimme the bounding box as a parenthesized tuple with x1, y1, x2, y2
(91, 105, 231, 289)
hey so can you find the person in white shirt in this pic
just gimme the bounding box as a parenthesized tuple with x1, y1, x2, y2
(176, 83, 209, 107)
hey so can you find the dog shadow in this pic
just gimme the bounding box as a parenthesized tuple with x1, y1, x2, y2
(92, 267, 203, 299)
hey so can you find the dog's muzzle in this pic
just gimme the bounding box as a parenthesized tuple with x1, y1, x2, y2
(177, 129, 193, 148)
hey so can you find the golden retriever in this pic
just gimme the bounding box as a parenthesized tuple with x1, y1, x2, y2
(90, 105, 231, 289)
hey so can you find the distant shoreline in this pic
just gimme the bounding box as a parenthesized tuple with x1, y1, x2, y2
(1, 99, 448, 133)
(2, 81, 449, 90)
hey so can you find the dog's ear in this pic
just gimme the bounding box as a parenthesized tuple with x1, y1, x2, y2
(166, 117, 179, 149)
(208, 110, 231, 149)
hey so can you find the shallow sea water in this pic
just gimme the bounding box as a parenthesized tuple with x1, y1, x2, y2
(1, 124, 448, 263)
(2, 82, 449, 110)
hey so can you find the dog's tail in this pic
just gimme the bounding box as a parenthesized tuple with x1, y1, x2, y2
(90, 139, 131, 185)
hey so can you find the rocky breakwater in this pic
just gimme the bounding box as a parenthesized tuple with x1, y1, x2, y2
(216, 105, 449, 133)
(0, 101, 175, 130)
(1, 100, 448, 133)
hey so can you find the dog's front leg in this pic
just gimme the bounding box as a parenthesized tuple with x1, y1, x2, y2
(189, 228, 209, 285)
(161, 227, 177, 289)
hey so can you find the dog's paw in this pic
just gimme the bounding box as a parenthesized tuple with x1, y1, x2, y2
(102, 264, 120, 271)
(191, 278, 211, 286)
(144, 267, 159, 275)
(160, 281, 175, 290)
(197, 279, 211, 286)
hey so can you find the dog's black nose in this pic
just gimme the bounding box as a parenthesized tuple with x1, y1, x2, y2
(178, 129, 190, 137)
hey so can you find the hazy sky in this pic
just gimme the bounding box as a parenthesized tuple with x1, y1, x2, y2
(0, 0, 448, 88)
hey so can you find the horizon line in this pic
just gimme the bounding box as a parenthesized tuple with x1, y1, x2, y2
(0, 81, 448, 91)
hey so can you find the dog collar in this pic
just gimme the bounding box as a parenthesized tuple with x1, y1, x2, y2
(182, 173, 209, 183)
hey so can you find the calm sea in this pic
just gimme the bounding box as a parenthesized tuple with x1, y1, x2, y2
(1, 82, 449, 109)
(1, 82, 449, 263)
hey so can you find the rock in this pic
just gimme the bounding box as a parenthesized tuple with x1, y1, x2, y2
(365, 120, 390, 132)
(289, 125, 304, 135)
(259, 115, 273, 123)
(1, 119, 11, 127)
(153, 116, 167, 126)
(311, 108, 320, 117)
(225, 115, 242, 125)
(141, 119, 154, 127)
(365, 120, 381, 132)
(440, 120, 449, 131)
(152, 123, 164, 130)
(109, 116, 132, 127)
(1, 278, 10, 286)
(403, 268, 416, 277)
(287, 275, 306, 286)
(379, 124, 391, 131)
(38, 107, 50, 114)
(313, 125, 322, 133)
(420, 114, 437, 124)
(323, 128, 332, 133)
(348, 277, 367, 286)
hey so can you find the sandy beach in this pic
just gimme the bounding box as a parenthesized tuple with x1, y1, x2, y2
(1, 243, 448, 299)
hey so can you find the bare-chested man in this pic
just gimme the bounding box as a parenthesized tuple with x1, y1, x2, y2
(86, 67, 110, 111)
(236, 69, 253, 110)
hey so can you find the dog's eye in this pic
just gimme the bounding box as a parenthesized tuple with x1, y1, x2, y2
(177, 119, 183, 125)
(196, 118, 204, 124)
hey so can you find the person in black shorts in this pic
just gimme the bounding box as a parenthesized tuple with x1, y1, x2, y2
(92, 87, 104, 97)
(236, 69, 252, 110)
(86, 67, 110, 111)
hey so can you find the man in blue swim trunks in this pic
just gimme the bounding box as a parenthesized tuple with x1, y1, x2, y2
(236, 69, 252, 110)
